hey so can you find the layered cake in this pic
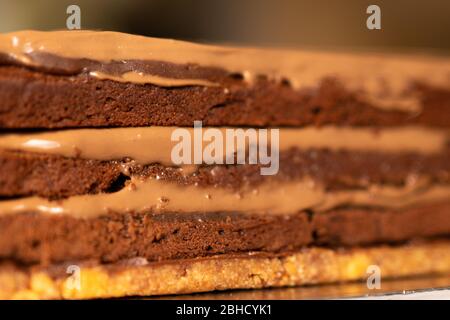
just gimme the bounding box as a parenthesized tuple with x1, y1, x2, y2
(0, 30, 449, 299)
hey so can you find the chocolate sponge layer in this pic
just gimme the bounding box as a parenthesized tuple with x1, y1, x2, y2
(0, 201, 449, 266)
(1, 148, 449, 199)
(0, 65, 449, 129)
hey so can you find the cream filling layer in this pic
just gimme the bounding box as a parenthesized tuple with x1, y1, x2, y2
(0, 177, 449, 217)
(89, 71, 218, 87)
(2, 31, 450, 112)
(0, 126, 446, 166)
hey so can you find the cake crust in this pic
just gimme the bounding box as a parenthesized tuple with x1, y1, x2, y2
(2, 240, 450, 299)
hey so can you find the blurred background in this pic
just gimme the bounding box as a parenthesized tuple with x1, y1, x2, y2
(0, 0, 449, 52)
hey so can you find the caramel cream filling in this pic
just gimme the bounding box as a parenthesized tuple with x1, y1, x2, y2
(89, 71, 218, 87)
(0, 176, 449, 217)
(2, 30, 450, 112)
(0, 126, 446, 166)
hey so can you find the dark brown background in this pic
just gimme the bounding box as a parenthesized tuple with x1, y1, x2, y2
(0, 0, 449, 52)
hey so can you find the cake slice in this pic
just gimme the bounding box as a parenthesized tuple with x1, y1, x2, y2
(0, 30, 449, 299)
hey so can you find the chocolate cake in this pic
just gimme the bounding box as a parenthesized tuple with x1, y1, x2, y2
(0, 30, 449, 299)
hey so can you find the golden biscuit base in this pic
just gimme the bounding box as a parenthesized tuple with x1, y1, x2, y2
(1, 241, 450, 299)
